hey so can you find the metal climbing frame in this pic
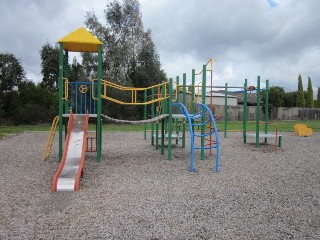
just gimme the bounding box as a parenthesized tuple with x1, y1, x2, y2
(173, 102, 220, 172)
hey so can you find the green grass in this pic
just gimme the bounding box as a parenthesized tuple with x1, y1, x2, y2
(216, 120, 320, 132)
(0, 120, 319, 139)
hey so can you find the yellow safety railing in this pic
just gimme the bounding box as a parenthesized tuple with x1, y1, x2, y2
(97, 80, 170, 105)
(195, 58, 213, 75)
(43, 116, 59, 161)
(193, 58, 214, 102)
(62, 78, 69, 100)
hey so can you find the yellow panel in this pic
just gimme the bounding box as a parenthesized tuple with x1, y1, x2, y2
(58, 27, 102, 53)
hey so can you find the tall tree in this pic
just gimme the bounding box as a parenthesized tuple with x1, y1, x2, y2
(0, 52, 26, 120)
(40, 42, 59, 91)
(0, 52, 26, 93)
(83, 0, 165, 85)
(306, 77, 314, 108)
(83, 0, 166, 119)
(296, 74, 305, 107)
(283, 91, 297, 107)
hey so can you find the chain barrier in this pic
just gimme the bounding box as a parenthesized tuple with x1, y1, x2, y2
(101, 114, 169, 125)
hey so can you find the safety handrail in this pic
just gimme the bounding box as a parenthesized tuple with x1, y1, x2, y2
(62, 78, 68, 100)
(100, 80, 170, 105)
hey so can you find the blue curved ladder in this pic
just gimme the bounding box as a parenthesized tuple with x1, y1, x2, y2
(173, 103, 220, 173)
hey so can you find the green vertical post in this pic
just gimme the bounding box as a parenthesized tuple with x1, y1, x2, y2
(58, 43, 64, 162)
(151, 88, 155, 146)
(191, 69, 195, 114)
(97, 46, 103, 162)
(243, 79, 248, 143)
(201, 65, 206, 160)
(264, 80, 269, 143)
(224, 83, 228, 138)
(144, 90, 147, 140)
(182, 73, 186, 148)
(161, 82, 165, 155)
(175, 76, 179, 144)
(167, 78, 173, 160)
(64, 51, 69, 114)
(255, 76, 261, 148)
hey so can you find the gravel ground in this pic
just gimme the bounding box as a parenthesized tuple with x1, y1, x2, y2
(0, 131, 319, 239)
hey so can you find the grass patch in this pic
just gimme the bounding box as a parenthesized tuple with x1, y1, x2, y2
(1, 120, 319, 139)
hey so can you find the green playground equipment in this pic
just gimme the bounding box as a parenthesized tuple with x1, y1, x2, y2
(45, 27, 220, 186)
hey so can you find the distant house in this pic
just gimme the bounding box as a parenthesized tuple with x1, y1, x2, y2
(178, 92, 238, 107)
(209, 90, 258, 106)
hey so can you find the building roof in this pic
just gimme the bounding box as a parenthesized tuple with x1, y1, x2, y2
(58, 27, 102, 53)
(211, 90, 258, 105)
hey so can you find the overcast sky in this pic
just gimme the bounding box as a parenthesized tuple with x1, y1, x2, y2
(1, 0, 319, 93)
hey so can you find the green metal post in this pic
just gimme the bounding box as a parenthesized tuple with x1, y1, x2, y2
(151, 88, 155, 146)
(264, 80, 269, 143)
(161, 82, 165, 155)
(191, 69, 195, 114)
(168, 78, 173, 160)
(64, 51, 69, 114)
(243, 79, 248, 143)
(255, 76, 261, 148)
(58, 43, 64, 162)
(97, 46, 103, 162)
(182, 73, 186, 148)
(201, 65, 206, 160)
(175, 76, 179, 144)
(224, 83, 228, 138)
(144, 90, 147, 140)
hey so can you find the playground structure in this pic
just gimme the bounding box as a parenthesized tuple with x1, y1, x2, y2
(45, 27, 282, 191)
(217, 77, 282, 152)
(46, 27, 220, 192)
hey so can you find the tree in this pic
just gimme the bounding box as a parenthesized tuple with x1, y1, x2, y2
(0, 52, 26, 93)
(40, 42, 59, 91)
(0, 52, 26, 121)
(306, 77, 314, 108)
(11, 80, 58, 124)
(69, 57, 86, 82)
(261, 86, 285, 115)
(83, 0, 166, 119)
(83, 0, 165, 85)
(296, 74, 305, 107)
(283, 91, 297, 107)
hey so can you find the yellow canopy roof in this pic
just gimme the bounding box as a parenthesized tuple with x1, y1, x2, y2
(58, 27, 102, 53)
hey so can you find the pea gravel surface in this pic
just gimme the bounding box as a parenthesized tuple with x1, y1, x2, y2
(0, 131, 319, 239)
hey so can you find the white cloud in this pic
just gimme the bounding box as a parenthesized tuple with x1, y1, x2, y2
(0, 0, 319, 93)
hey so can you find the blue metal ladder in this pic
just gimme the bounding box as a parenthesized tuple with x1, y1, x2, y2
(173, 103, 220, 173)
